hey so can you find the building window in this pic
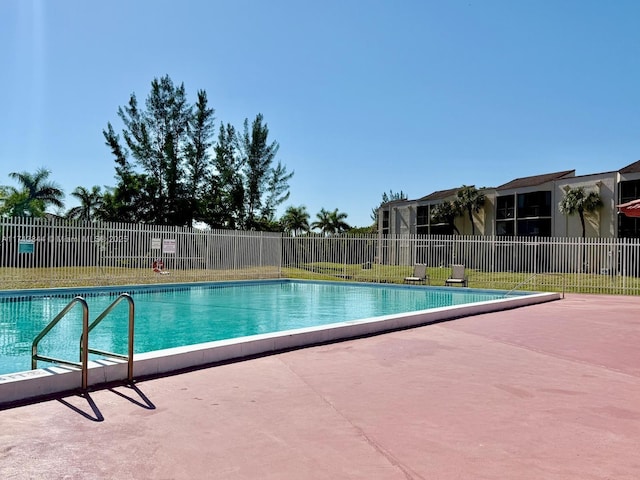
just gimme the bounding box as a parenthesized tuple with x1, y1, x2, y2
(496, 191, 552, 236)
(496, 220, 515, 236)
(517, 219, 551, 237)
(382, 210, 389, 234)
(416, 206, 428, 226)
(431, 224, 454, 235)
(618, 216, 640, 238)
(496, 196, 515, 236)
(416, 206, 429, 235)
(620, 179, 640, 202)
(517, 191, 551, 218)
(619, 180, 640, 238)
(496, 196, 515, 220)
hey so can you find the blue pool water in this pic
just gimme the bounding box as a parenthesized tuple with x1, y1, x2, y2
(0, 280, 522, 375)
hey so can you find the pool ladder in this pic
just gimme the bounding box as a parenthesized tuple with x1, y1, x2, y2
(31, 293, 135, 390)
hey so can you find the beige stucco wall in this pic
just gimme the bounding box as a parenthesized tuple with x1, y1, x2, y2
(393, 204, 413, 235)
(378, 172, 623, 239)
(478, 190, 496, 236)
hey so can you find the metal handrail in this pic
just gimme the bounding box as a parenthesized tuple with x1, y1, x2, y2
(32, 296, 90, 390)
(504, 272, 565, 299)
(80, 293, 135, 382)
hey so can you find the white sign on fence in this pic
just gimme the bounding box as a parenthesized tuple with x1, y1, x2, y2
(162, 238, 177, 254)
(151, 238, 161, 250)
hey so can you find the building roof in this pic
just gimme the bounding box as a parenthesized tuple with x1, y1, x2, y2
(619, 160, 640, 174)
(379, 198, 411, 208)
(496, 170, 575, 191)
(416, 187, 460, 202)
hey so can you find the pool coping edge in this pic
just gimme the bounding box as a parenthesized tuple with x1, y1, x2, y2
(0, 291, 560, 407)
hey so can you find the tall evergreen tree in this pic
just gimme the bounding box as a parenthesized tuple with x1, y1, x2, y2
(101, 122, 151, 222)
(103, 75, 193, 225)
(102, 77, 292, 230)
(184, 90, 215, 227)
(240, 114, 293, 229)
(371, 189, 407, 226)
(203, 122, 245, 229)
(262, 161, 293, 222)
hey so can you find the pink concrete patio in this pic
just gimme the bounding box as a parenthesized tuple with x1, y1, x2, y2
(1, 294, 639, 479)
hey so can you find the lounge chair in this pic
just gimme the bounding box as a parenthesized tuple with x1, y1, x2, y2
(404, 264, 429, 285)
(445, 264, 467, 287)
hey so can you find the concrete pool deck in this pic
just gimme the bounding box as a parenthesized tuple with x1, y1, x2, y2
(1, 293, 639, 479)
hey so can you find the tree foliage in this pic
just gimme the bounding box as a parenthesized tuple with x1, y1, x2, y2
(101, 75, 293, 229)
(347, 225, 376, 235)
(66, 186, 103, 221)
(371, 189, 407, 224)
(198, 122, 242, 229)
(430, 201, 461, 235)
(101, 76, 194, 225)
(184, 90, 216, 227)
(0, 168, 64, 217)
(280, 205, 310, 236)
(559, 186, 603, 238)
(312, 208, 351, 235)
(454, 185, 485, 235)
(240, 114, 293, 229)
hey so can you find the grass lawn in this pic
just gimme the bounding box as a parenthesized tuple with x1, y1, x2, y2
(1, 263, 638, 295)
(284, 263, 639, 295)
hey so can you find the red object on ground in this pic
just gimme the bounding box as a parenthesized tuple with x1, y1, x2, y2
(617, 198, 640, 217)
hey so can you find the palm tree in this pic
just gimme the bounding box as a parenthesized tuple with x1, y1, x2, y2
(280, 205, 310, 236)
(455, 185, 485, 235)
(558, 186, 603, 238)
(312, 208, 350, 235)
(312, 208, 333, 235)
(328, 208, 350, 234)
(66, 186, 104, 221)
(430, 201, 461, 235)
(5, 168, 64, 217)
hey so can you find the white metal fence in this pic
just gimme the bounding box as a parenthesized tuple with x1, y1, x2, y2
(0, 217, 282, 289)
(372, 233, 640, 294)
(2, 218, 639, 294)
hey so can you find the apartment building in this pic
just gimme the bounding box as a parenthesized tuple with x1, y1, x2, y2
(378, 160, 640, 239)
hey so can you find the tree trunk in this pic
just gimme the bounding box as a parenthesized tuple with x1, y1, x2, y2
(579, 209, 586, 272)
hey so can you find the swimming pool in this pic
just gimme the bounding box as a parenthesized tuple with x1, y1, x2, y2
(0, 280, 561, 405)
(1, 280, 525, 376)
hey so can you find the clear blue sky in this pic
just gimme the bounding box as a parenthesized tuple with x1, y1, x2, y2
(2, 0, 639, 228)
